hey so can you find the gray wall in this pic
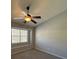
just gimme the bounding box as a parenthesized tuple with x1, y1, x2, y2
(35, 11, 67, 59)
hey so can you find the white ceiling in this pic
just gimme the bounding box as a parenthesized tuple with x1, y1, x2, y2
(12, 0, 67, 27)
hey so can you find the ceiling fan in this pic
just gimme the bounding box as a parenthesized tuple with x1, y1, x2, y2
(13, 6, 41, 24)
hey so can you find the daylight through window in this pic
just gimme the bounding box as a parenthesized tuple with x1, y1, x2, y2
(12, 28, 28, 44)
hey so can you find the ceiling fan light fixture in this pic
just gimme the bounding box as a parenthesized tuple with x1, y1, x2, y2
(24, 16, 31, 22)
(14, 6, 41, 24)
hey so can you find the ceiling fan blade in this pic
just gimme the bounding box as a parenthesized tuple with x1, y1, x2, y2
(26, 6, 30, 14)
(31, 19, 37, 24)
(27, 14, 31, 17)
(32, 16, 41, 19)
(22, 11, 27, 16)
(26, 6, 30, 10)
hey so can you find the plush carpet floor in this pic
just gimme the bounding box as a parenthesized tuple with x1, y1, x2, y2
(12, 49, 62, 59)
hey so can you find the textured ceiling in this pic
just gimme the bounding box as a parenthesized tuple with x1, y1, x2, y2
(12, 0, 67, 27)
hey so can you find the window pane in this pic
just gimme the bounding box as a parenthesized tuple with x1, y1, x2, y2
(21, 30, 28, 42)
(12, 28, 20, 44)
(21, 30, 28, 35)
(12, 29, 19, 35)
(11, 28, 28, 44)
(21, 37, 27, 42)
(12, 36, 20, 43)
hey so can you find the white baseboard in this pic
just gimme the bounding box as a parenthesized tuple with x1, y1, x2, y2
(36, 48, 67, 59)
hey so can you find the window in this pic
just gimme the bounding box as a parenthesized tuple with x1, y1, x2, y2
(11, 28, 28, 44)
(20, 30, 28, 42)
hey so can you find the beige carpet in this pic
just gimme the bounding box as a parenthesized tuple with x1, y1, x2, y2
(12, 49, 62, 59)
